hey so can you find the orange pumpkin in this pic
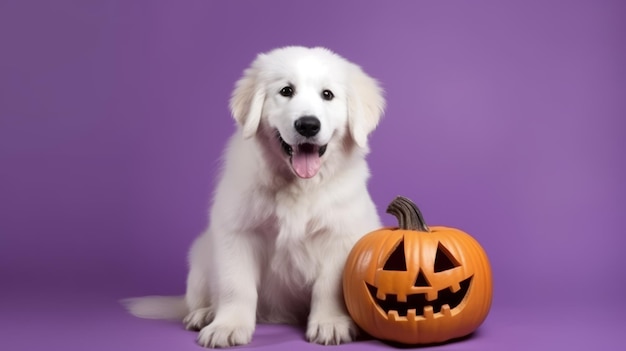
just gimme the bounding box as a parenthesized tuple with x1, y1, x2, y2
(342, 196, 493, 345)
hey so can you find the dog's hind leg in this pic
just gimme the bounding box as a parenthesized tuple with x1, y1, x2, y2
(182, 234, 215, 331)
(196, 229, 260, 348)
(306, 232, 360, 345)
(183, 266, 214, 330)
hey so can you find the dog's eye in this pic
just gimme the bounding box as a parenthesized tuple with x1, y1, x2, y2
(322, 89, 334, 101)
(279, 86, 294, 98)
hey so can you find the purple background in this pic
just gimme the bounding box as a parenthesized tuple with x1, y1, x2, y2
(1, 0, 625, 350)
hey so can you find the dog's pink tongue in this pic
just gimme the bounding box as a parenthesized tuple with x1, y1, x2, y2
(291, 147, 321, 179)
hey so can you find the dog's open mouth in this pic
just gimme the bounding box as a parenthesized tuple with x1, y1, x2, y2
(278, 135, 327, 179)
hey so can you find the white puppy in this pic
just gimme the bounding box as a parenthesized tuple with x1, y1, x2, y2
(124, 46, 385, 348)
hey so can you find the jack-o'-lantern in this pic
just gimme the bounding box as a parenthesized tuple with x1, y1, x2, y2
(343, 196, 492, 345)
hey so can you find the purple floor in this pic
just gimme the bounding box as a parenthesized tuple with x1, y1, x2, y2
(2, 285, 624, 351)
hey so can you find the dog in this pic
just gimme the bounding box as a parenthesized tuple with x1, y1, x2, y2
(124, 46, 386, 348)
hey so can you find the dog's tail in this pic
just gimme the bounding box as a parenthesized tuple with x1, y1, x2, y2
(121, 295, 188, 320)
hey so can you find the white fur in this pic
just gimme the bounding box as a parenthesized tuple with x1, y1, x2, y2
(123, 46, 385, 348)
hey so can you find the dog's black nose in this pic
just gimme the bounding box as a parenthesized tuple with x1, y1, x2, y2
(294, 116, 321, 137)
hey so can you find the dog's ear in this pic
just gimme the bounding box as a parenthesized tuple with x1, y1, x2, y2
(347, 65, 385, 148)
(230, 64, 266, 139)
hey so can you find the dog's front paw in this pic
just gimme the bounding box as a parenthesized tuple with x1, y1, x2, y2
(197, 319, 254, 348)
(183, 307, 214, 331)
(306, 315, 357, 345)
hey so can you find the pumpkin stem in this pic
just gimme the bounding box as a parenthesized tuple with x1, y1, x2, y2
(386, 196, 429, 232)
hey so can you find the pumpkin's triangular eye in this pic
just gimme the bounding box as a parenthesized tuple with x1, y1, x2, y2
(383, 239, 407, 271)
(434, 243, 460, 272)
(414, 269, 430, 287)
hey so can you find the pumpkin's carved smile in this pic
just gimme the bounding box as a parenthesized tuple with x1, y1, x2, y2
(365, 276, 472, 320)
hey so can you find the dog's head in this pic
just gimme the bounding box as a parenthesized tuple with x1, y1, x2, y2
(230, 46, 385, 179)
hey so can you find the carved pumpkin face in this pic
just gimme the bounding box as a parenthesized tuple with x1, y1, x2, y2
(343, 197, 492, 345)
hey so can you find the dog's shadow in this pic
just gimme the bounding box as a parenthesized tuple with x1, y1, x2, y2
(235, 324, 304, 349)
(233, 324, 481, 349)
